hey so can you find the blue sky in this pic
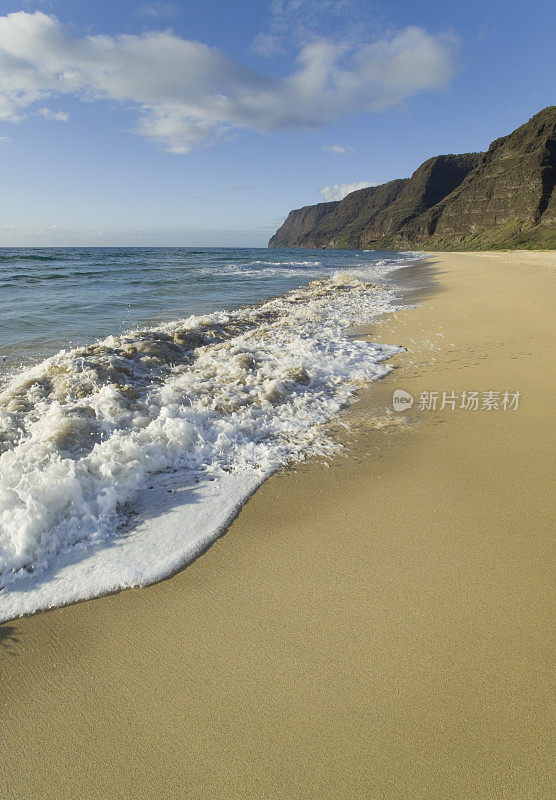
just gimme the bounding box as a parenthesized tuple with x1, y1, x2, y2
(0, 0, 553, 246)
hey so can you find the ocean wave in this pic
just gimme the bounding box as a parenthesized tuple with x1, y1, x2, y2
(198, 258, 396, 281)
(0, 268, 404, 620)
(0, 254, 66, 264)
(247, 259, 324, 266)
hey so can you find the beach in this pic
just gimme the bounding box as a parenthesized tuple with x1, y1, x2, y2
(1, 250, 554, 799)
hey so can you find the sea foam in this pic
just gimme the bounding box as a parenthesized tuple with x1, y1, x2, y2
(0, 266, 406, 620)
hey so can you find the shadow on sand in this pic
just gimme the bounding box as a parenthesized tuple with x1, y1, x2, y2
(0, 622, 18, 649)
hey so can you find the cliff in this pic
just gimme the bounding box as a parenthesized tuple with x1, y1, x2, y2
(269, 107, 556, 251)
(269, 201, 339, 248)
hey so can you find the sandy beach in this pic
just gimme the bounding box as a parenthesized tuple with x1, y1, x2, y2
(1, 250, 554, 800)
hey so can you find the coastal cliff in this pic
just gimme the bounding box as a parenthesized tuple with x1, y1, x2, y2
(269, 107, 556, 251)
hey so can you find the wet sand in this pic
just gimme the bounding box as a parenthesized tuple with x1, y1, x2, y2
(1, 251, 554, 799)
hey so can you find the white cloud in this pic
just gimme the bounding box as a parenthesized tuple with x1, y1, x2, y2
(252, 0, 353, 57)
(38, 107, 69, 121)
(252, 32, 284, 59)
(137, 2, 179, 20)
(322, 144, 354, 154)
(319, 181, 376, 201)
(0, 11, 457, 153)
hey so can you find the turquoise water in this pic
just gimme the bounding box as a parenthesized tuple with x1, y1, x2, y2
(0, 246, 407, 376)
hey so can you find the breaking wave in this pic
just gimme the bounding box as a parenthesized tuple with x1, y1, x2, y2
(0, 268, 405, 620)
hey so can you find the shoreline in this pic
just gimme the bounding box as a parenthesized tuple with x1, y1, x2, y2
(0, 251, 425, 624)
(0, 252, 409, 623)
(1, 250, 554, 799)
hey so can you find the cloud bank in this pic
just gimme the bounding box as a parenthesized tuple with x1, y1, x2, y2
(0, 11, 456, 153)
(320, 181, 376, 201)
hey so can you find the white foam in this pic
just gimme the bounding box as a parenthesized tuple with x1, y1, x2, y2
(0, 264, 409, 621)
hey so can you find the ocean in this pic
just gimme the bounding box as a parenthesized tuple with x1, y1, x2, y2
(0, 246, 420, 620)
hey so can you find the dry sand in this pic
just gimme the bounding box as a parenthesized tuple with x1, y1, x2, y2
(1, 251, 554, 800)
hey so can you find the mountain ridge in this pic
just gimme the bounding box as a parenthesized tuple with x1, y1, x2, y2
(269, 107, 556, 251)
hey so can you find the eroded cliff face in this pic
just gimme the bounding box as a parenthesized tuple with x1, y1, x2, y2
(354, 154, 482, 248)
(268, 201, 339, 248)
(269, 107, 556, 251)
(294, 180, 408, 249)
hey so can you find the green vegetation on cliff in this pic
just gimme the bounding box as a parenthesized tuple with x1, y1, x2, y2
(269, 107, 556, 251)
